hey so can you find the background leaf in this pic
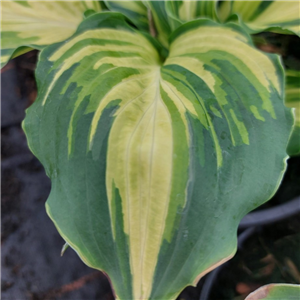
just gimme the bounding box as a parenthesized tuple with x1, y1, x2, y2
(144, 1, 218, 46)
(0, 0, 101, 68)
(166, 0, 218, 31)
(144, 1, 172, 47)
(285, 69, 300, 156)
(104, 1, 149, 32)
(218, 1, 300, 36)
(245, 283, 300, 300)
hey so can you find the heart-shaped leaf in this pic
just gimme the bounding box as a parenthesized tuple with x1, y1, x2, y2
(23, 12, 293, 300)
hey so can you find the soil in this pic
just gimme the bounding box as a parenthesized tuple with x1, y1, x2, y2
(1, 33, 300, 300)
(1, 54, 113, 300)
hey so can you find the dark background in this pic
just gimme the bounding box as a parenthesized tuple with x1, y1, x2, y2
(1, 33, 300, 300)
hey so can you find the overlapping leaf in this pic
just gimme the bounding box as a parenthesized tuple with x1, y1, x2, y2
(166, 0, 218, 31)
(285, 69, 300, 156)
(23, 12, 293, 300)
(219, 1, 300, 36)
(0, 0, 101, 67)
(145, 0, 218, 47)
(144, 1, 172, 47)
(104, 1, 149, 32)
(245, 284, 300, 300)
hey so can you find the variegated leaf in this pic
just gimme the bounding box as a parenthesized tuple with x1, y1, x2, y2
(144, 1, 172, 48)
(245, 284, 300, 300)
(23, 12, 293, 300)
(144, 1, 218, 47)
(219, 0, 300, 36)
(104, 1, 149, 32)
(166, 0, 218, 31)
(285, 69, 300, 156)
(0, 0, 101, 68)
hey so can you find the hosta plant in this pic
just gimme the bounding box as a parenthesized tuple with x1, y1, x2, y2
(1, 1, 299, 299)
